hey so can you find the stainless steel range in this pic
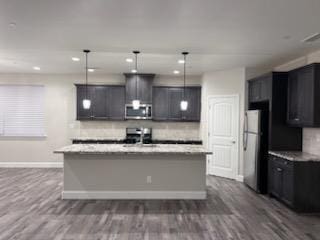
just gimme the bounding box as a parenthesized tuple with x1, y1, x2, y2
(125, 127, 152, 144)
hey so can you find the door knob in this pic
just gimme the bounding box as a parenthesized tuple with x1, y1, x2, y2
(231, 141, 236, 144)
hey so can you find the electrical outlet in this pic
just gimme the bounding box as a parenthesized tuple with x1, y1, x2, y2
(147, 176, 152, 183)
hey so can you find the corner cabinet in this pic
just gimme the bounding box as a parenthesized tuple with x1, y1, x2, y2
(268, 154, 320, 212)
(153, 86, 201, 122)
(287, 63, 320, 127)
(76, 85, 125, 120)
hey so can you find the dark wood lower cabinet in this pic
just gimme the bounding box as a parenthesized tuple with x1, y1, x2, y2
(268, 154, 320, 212)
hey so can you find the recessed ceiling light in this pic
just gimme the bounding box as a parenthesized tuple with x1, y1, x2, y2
(173, 70, 180, 74)
(126, 58, 133, 63)
(9, 22, 17, 28)
(88, 68, 95, 72)
(178, 59, 185, 64)
(33, 66, 40, 71)
(72, 57, 80, 62)
(283, 35, 292, 40)
(131, 69, 137, 73)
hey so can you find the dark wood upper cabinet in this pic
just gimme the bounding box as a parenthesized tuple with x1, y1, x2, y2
(124, 74, 155, 104)
(287, 64, 320, 127)
(76, 85, 95, 120)
(168, 88, 183, 120)
(76, 84, 125, 121)
(248, 75, 271, 103)
(182, 87, 201, 121)
(91, 86, 108, 119)
(248, 72, 302, 151)
(107, 86, 125, 120)
(153, 86, 201, 122)
(249, 80, 261, 102)
(152, 87, 168, 120)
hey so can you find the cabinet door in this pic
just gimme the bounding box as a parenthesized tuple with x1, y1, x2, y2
(298, 67, 314, 125)
(92, 86, 108, 119)
(282, 164, 294, 206)
(153, 87, 168, 120)
(108, 86, 125, 120)
(181, 87, 201, 121)
(168, 88, 183, 120)
(125, 74, 154, 104)
(125, 75, 137, 104)
(76, 85, 94, 120)
(260, 76, 271, 101)
(138, 76, 153, 104)
(287, 71, 299, 124)
(249, 80, 261, 102)
(268, 158, 283, 198)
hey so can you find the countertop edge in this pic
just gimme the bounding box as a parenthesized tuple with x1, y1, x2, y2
(54, 151, 212, 155)
(269, 151, 320, 162)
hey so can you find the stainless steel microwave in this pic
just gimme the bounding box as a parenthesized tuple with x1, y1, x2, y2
(125, 104, 152, 120)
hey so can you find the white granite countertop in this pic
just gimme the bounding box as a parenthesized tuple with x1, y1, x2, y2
(71, 137, 125, 141)
(55, 144, 212, 155)
(269, 151, 320, 162)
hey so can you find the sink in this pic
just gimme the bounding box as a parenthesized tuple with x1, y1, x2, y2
(141, 144, 156, 147)
(123, 144, 156, 148)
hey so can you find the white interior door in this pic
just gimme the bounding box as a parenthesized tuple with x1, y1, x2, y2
(207, 95, 239, 179)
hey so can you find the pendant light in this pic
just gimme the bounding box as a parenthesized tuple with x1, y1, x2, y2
(180, 52, 189, 111)
(82, 49, 91, 109)
(132, 50, 140, 110)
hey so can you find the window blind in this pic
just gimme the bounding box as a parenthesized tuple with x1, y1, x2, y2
(0, 85, 45, 137)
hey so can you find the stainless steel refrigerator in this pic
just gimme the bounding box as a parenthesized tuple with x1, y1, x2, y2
(243, 110, 262, 192)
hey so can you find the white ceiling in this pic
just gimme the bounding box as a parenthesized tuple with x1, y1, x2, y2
(1, 0, 320, 75)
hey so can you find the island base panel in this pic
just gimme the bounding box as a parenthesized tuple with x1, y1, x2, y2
(63, 154, 206, 199)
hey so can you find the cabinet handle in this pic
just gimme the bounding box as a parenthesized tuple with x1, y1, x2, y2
(294, 118, 299, 121)
(276, 168, 283, 172)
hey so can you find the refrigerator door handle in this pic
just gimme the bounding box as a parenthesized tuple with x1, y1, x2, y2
(243, 112, 248, 151)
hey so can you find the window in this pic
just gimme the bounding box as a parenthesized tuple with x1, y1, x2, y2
(0, 85, 45, 137)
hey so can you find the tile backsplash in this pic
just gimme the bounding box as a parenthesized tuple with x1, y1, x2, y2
(71, 120, 200, 140)
(303, 128, 320, 155)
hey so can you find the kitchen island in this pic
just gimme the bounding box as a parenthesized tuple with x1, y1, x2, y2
(55, 144, 211, 200)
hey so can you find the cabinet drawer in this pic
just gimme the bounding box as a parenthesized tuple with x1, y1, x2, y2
(270, 156, 293, 168)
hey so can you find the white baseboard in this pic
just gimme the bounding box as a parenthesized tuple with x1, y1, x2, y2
(62, 191, 207, 200)
(235, 175, 244, 182)
(0, 162, 63, 168)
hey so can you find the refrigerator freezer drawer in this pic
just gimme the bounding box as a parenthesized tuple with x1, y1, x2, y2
(244, 132, 260, 191)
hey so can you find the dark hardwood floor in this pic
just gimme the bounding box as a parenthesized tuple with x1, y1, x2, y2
(0, 168, 319, 240)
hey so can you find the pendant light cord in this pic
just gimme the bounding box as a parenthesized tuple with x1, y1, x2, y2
(85, 51, 88, 99)
(135, 52, 138, 100)
(183, 54, 186, 100)
(83, 49, 90, 99)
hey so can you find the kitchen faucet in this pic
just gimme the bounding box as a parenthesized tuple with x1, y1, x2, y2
(139, 127, 144, 145)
